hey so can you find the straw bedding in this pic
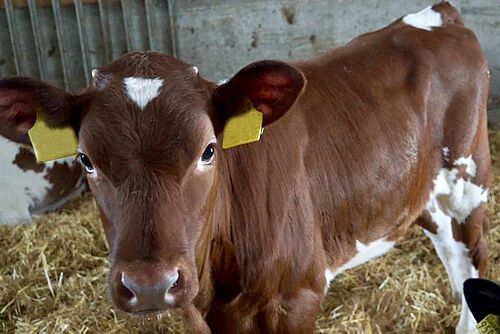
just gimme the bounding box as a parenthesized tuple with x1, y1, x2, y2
(1, 133, 499, 334)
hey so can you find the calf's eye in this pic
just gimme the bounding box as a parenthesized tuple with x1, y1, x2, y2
(201, 144, 215, 164)
(78, 153, 95, 173)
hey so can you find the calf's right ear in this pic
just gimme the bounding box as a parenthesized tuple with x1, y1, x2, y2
(0, 77, 77, 145)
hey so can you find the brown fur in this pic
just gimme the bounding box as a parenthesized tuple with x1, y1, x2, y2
(0, 2, 490, 333)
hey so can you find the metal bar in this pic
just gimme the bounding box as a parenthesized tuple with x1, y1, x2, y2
(144, 0, 154, 50)
(27, 0, 46, 80)
(74, 0, 90, 85)
(97, 0, 112, 63)
(167, 0, 177, 57)
(120, 0, 131, 52)
(4, 0, 21, 74)
(51, 0, 70, 90)
(1, 0, 102, 8)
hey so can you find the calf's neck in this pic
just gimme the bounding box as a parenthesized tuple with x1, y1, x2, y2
(0, 3, 490, 333)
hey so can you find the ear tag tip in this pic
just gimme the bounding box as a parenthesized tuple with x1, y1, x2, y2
(28, 113, 78, 162)
(222, 101, 263, 150)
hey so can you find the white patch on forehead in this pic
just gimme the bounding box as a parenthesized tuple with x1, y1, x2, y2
(123, 77, 164, 109)
(428, 157, 487, 224)
(0, 138, 50, 225)
(324, 238, 394, 293)
(402, 6, 442, 31)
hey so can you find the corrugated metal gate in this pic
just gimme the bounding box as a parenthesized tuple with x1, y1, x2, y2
(0, 0, 177, 92)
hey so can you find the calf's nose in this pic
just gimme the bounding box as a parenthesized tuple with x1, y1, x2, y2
(117, 269, 180, 311)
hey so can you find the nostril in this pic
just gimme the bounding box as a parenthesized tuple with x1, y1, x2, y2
(119, 272, 137, 305)
(163, 270, 181, 305)
(165, 269, 180, 290)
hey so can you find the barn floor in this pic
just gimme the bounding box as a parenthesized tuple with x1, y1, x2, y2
(1, 134, 499, 334)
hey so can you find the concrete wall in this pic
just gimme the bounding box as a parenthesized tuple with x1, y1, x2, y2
(0, 0, 498, 100)
(461, 0, 500, 103)
(174, 0, 500, 100)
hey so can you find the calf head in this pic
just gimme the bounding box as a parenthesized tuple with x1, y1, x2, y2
(0, 52, 305, 318)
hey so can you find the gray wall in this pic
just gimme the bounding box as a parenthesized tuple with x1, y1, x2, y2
(0, 0, 499, 100)
(175, 0, 500, 100)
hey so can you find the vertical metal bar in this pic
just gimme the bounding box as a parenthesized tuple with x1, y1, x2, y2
(167, 0, 177, 57)
(27, 0, 46, 81)
(97, 0, 112, 63)
(51, 0, 70, 91)
(4, 0, 20, 74)
(144, 0, 154, 50)
(74, 0, 90, 85)
(120, 0, 132, 52)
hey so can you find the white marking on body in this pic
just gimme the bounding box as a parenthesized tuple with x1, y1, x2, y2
(123, 77, 164, 109)
(424, 222, 479, 334)
(0, 138, 50, 224)
(442, 147, 450, 160)
(454, 155, 477, 177)
(324, 238, 395, 293)
(192, 66, 199, 75)
(91, 69, 98, 78)
(424, 156, 488, 333)
(429, 157, 487, 224)
(402, 6, 442, 31)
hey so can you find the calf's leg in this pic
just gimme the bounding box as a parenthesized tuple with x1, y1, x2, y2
(419, 208, 488, 334)
(417, 147, 490, 334)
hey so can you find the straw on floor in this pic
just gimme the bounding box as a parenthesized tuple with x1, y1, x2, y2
(1, 133, 499, 334)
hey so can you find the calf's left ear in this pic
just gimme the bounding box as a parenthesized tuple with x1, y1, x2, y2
(0, 77, 82, 161)
(213, 60, 306, 127)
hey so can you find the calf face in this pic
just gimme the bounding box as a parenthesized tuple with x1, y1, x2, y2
(0, 52, 305, 317)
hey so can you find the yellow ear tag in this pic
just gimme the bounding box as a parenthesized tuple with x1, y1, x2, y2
(28, 112, 78, 162)
(222, 101, 263, 149)
(476, 314, 499, 334)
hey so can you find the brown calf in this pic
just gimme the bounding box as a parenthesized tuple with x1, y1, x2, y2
(0, 2, 490, 333)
